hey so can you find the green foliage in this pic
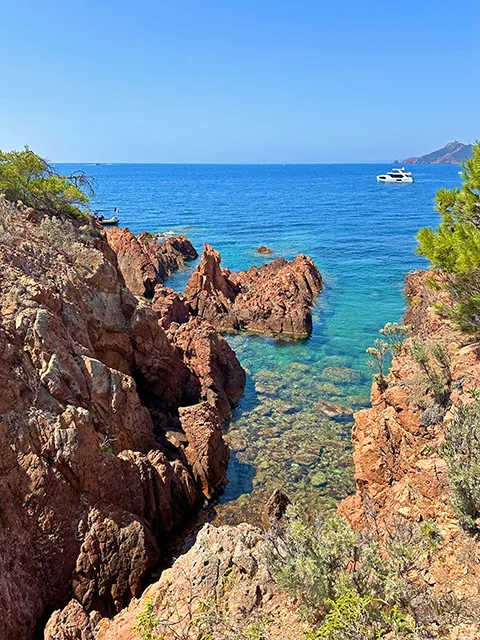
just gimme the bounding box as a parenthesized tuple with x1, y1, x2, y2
(265, 506, 440, 636)
(442, 402, 480, 529)
(366, 323, 410, 387)
(0, 146, 93, 218)
(416, 140, 480, 333)
(265, 507, 358, 616)
(134, 595, 161, 640)
(306, 590, 416, 640)
(408, 339, 452, 403)
(99, 443, 114, 455)
(366, 339, 389, 388)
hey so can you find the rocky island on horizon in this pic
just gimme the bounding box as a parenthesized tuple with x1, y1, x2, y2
(399, 140, 474, 164)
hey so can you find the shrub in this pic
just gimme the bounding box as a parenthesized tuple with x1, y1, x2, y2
(379, 322, 411, 354)
(306, 590, 416, 640)
(416, 140, 480, 333)
(408, 339, 452, 404)
(264, 506, 440, 631)
(0, 146, 93, 218)
(134, 595, 161, 640)
(442, 402, 480, 529)
(366, 323, 410, 387)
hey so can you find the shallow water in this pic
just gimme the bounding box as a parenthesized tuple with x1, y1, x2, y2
(63, 162, 461, 522)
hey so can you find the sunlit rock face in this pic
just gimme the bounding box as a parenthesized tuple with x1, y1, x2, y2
(184, 243, 323, 338)
(0, 200, 244, 639)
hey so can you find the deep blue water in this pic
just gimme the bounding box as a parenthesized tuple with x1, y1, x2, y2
(61, 163, 461, 522)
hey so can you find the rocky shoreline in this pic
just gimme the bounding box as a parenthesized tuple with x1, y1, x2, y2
(0, 200, 323, 639)
(61, 268, 480, 640)
(2, 199, 479, 639)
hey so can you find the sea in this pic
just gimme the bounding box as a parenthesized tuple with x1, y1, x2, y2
(61, 163, 461, 524)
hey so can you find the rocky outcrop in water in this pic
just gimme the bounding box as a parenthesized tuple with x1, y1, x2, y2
(0, 200, 244, 639)
(106, 227, 197, 297)
(184, 244, 323, 338)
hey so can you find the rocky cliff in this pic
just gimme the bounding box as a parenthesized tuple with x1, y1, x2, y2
(339, 270, 480, 621)
(0, 199, 245, 639)
(42, 268, 480, 638)
(46, 523, 304, 640)
(105, 227, 198, 297)
(184, 244, 323, 338)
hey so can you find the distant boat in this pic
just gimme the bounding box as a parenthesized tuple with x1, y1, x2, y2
(98, 216, 119, 227)
(377, 167, 414, 184)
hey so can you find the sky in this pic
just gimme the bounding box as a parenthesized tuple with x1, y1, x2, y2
(0, 0, 478, 163)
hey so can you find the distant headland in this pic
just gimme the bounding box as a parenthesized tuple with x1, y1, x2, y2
(396, 140, 474, 164)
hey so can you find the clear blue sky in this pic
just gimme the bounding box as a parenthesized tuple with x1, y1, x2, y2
(1, 0, 478, 163)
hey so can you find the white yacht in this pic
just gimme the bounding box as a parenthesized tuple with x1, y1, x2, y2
(376, 167, 414, 183)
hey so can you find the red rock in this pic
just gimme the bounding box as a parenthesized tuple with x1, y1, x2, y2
(171, 317, 246, 421)
(44, 600, 100, 640)
(184, 244, 323, 338)
(0, 200, 243, 639)
(151, 284, 190, 329)
(179, 402, 229, 498)
(92, 523, 303, 640)
(338, 269, 480, 612)
(106, 227, 197, 297)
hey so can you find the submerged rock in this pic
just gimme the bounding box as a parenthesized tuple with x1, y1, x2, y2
(184, 244, 323, 338)
(314, 399, 353, 418)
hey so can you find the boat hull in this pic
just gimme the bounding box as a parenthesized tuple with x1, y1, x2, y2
(376, 176, 414, 183)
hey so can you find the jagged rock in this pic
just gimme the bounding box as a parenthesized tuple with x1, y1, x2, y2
(106, 227, 197, 297)
(184, 244, 323, 338)
(262, 488, 291, 528)
(179, 402, 229, 498)
(171, 317, 246, 421)
(0, 200, 243, 639)
(44, 600, 100, 639)
(151, 284, 190, 329)
(90, 523, 303, 640)
(256, 245, 273, 254)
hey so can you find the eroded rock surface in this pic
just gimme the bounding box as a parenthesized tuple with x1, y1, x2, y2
(184, 244, 323, 338)
(73, 523, 304, 640)
(106, 227, 197, 297)
(339, 270, 480, 630)
(0, 201, 243, 639)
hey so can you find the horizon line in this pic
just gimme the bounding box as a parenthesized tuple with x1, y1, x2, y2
(54, 161, 442, 166)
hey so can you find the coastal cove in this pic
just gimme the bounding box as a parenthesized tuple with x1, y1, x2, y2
(74, 162, 463, 523)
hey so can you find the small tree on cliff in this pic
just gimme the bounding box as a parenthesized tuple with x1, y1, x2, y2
(416, 140, 480, 332)
(0, 146, 93, 218)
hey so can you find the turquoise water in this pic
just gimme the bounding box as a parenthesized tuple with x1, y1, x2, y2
(63, 163, 461, 522)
